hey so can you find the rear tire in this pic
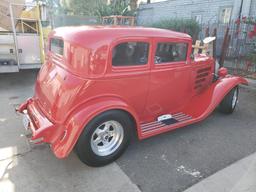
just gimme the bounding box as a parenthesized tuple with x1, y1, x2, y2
(218, 86, 239, 114)
(75, 110, 132, 167)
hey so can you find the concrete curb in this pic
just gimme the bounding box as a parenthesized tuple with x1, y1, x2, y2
(184, 153, 256, 192)
(230, 158, 256, 192)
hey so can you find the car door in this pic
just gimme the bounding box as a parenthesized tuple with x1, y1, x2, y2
(143, 38, 193, 122)
(104, 37, 152, 121)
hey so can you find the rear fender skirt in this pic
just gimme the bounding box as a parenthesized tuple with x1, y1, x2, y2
(51, 96, 140, 158)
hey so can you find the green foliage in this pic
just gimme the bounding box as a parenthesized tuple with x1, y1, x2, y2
(150, 18, 200, 38)
(66, 0, 135, 17)
(247, 53, 256, 63)
(246, 42, 256, 64)
(34, 0, 66, 15)
(241, 17, 256, 25)
(94, 0, 135, 18)
(69, 0, 103, 16)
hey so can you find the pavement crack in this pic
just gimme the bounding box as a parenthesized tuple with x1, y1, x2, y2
(0, 149, 32, 162)
(0, 160, 13, 180)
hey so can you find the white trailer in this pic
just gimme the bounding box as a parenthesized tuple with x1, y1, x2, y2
(0, 1, 47, 73)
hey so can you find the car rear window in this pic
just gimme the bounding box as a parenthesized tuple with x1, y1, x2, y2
(112, 42, 149, 66)
(155, 42, 188, 64)
(50, 38, 64, 55)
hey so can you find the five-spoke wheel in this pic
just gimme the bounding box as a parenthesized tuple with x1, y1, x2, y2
(90, 120, 124, 156)
(75, 110, 132, 167)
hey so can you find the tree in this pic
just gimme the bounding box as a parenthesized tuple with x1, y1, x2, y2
(69, 0, 105, 16)
(151, 18, 200, 39)
(94, 0, 136, 17)
(129, 0, 138, 11)
(67, 0, 136, 17)
(33, 0, 67, 15)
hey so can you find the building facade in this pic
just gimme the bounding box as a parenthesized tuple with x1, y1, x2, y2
(137, 0, 256, 25)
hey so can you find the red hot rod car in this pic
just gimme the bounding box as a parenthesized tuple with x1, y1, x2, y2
(17, 26, 248, 166)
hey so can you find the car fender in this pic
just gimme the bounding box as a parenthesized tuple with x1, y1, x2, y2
(51, 95, 140, 158)
(186, 75, 248, 121)
(206, 76, 248, 114)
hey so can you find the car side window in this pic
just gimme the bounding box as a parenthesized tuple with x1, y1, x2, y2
(50, 38, 64, 55)
(155, 42, 188, 64)
(112, 42, 149, 66)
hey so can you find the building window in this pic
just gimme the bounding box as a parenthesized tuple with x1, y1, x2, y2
(112, 42, 149, 66)
(219, 7, 232, 24)
(192, 12, 203, 24)
(155, 42, 188, 64)
(194, 15, 202, 24)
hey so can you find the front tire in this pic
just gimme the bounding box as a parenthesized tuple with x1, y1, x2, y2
(219, 86, 239, 114)
(75, 110, 132, 167)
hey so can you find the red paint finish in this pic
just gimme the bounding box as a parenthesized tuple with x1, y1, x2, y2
(218, 67, 228, 77)
(17, 26, 248, 158)
(140, 76, 248, 139)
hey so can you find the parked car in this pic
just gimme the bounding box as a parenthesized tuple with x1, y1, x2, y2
(17, 26, 248, 167)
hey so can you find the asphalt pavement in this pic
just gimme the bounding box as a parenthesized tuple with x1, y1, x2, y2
(116, 83, 256, 192)
(0, 70, 256, 192)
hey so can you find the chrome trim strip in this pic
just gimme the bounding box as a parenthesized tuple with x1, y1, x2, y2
(175, 116, 192, 121)
(141, 122, 164, 128)
(142, 124, 166, 132)
(141, 121, 162, 126)
(173, 114, 187, 118)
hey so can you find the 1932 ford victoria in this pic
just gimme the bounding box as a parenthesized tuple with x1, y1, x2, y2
(17, 26, 248, 167)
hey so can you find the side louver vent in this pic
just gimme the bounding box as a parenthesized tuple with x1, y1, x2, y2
(194, 67, 211, 90)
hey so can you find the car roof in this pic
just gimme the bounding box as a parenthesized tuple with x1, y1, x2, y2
(50, 25, 192, 47)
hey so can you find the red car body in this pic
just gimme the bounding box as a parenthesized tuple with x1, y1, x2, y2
(17, 26, 248, 159)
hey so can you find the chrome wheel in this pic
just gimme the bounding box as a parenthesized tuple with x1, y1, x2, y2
(90, 120, 124, 156)
(232, 88, 238, 109)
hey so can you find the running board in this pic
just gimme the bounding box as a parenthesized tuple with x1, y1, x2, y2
(140, 112, 192, 138)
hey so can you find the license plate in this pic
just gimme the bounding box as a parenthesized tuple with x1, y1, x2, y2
(22, 114, 30, 130)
